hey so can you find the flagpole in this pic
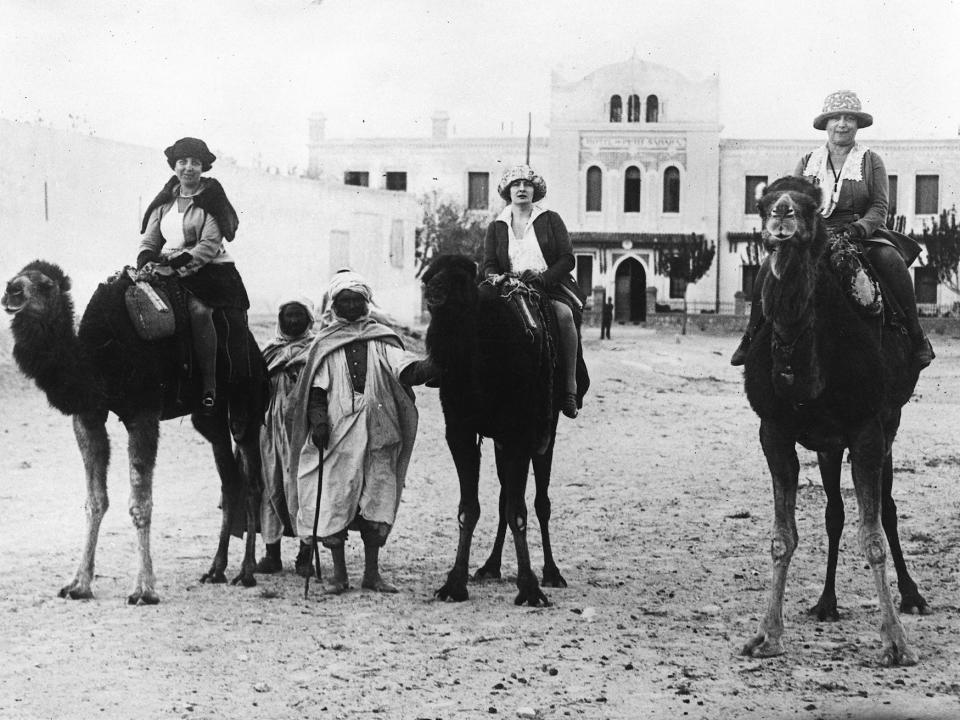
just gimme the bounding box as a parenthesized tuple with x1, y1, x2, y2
(525, 112, 531, 165)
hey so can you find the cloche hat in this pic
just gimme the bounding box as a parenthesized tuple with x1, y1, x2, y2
(164, 137, 217, 171)
(497, 164, 547, 202)
(813, 90, 873, 131)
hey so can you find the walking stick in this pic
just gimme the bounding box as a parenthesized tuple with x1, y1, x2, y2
(304, 441, 324, 599)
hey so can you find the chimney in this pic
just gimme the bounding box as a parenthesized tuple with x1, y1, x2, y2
(431, 111, 449, 140)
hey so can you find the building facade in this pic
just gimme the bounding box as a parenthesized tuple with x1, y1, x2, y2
(309, 57, 960, 320)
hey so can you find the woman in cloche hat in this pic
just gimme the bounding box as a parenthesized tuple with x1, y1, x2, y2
(731, 90, 934, 371)
(137, 137, 248, 413)
(483, 164, 588, 419)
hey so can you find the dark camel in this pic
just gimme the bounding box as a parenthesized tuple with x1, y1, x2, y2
(2, 261, 266, 604)
(741, 176, 923, 667)
(421, 254, 570, 606)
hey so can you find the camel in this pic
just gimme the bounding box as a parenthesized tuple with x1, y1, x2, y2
(2, 260, 266, 604)
(421, 254, 573, 606)
(741, 176, 923, 667)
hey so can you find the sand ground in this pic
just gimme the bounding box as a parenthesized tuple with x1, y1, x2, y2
(1, 322, 958, 720)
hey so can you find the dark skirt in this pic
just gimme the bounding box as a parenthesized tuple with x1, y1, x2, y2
(179, 262, 250, 310)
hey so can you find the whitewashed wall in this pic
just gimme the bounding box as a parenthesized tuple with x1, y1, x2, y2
(0, 119, 422, 324)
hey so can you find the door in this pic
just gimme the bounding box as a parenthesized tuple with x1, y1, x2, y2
(614, 257, 646, 323)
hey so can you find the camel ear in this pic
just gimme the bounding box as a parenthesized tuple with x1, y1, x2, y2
(60, 275, 71, 293)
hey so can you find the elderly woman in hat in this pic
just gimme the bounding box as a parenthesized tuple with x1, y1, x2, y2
(255, 296, 318, 575)
(138, 137, 246, 412)
(731, 91, 934, 370)
(285, 271, 433, 593)
(483, 164, 586, 419)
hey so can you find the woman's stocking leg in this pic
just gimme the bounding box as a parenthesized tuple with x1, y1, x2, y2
(552, 300, 579, 419)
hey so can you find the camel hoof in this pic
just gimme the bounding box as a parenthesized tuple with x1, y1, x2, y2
(230, 572, 257, 588)
(879, 646, 919, 667)
(741, 634, 785, 658)
(900, 596, 932, 615)
(324, 580, 350, 595)
(808, 601, 840, 622)
(127, 590, 160, 606)
(541, 565, 567, 588)
(472, 564, 501, 582)
(200, 570, 227, 584)
(435, 583, 469, 602)
(514, 588, 551, 607)
(59, 584, 93, 600)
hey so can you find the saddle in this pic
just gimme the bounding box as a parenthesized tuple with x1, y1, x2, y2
(119, 268, 255, 416)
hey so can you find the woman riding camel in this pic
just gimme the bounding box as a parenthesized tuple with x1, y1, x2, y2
(483, 164, 586, 419)
(731, 90, 935, 371)
(138, 137, 247, 412)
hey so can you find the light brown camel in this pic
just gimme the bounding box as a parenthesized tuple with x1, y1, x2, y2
(2, 260, 266, 604)
(741, 177, 920, 666)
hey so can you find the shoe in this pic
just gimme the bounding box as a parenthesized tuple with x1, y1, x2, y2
(730, 333, 751, 367)
(914, 335, 935, 371)
(561, 393, 578, 419)
(295, 541, 315, 578)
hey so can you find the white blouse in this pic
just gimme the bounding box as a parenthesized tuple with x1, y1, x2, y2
(499, 204, 548, 274)
(159, 198, 188, 248)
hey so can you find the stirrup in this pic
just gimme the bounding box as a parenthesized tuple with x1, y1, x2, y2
(561, 392, 578, 419)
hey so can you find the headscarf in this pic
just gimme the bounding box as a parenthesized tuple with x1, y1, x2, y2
(261, 296, 317, 373)
(317, 269, 374, 327)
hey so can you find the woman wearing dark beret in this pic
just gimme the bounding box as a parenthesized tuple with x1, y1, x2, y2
(138, 137, 248, 412)
(731, 91, 934, 371)
(483, 164, 587, 419)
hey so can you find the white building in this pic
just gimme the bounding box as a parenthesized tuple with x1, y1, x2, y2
(310, 57, 960, 321)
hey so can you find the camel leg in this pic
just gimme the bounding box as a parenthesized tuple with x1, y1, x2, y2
(743, 421, 799, 659)
(230, 434, 261, 588)
(810, 449, 844, 621)
(880, 452, 930, 615)
(497, 445, 549, 607)
(849, 424, 918, 667)
(60, 410, 110, 600)
(473, 489, 506, 581)
(436, 425, 481, 602)
(124, 410, 161, 605)
(532, 421, 566, 588)
(192, 411, 252, 586)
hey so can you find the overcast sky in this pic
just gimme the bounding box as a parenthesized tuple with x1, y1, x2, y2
(2, 0, 958, 170)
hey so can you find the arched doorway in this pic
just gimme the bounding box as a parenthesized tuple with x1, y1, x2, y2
(614, 257, 646, 323)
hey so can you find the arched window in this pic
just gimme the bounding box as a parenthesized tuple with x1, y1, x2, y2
(609, 95, 622, 122)
(663, 166, 680, 213)
(586, 166, 603, 211)
(624, 166, 641, 213)
(646, 94, 659, 123)
(627, 94, 641, 122)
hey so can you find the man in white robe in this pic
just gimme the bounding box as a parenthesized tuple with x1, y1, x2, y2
(286, 271, 430, 594)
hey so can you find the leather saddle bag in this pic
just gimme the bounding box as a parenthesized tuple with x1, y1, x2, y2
(124, 268, 176, 341)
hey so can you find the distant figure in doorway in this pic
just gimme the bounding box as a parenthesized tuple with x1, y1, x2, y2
(600, 297, 613, 339)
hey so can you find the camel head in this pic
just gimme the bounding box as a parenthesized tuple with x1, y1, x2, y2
(421, 254, 479, 314)
(758, 176, 825, 281)
(2, 260, 72, 318)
